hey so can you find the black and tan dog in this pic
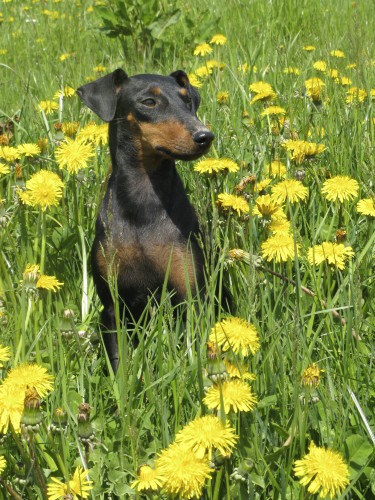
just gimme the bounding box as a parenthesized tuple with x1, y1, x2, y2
(77, 69, 214, 372)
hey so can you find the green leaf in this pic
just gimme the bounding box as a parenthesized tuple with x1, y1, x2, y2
(148, 10, 181, 40)
(345, 434, 374, 468)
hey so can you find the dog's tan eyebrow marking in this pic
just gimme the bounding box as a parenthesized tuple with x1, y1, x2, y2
(150, 86, 162, 95)
(179, 88, 188, 96)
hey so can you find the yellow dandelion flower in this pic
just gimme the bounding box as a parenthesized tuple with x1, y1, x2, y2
(62, 121, 80, 137)
(76, 122, 108, 146)
(283, 67, 301, 75)
(272, 179, 309, 203)
(17, 143, 41, 157)
(305, 77, 326, 101)
(0, 344, 11, 367)
(69, 466, 93, 499)
(251, 91, 277, 104)
(294, 442, 350, 499)
(156, 442, 212, 499)
(224, 359, 256, 381)
(346, 63, 357, 69)
(210, 34, 227, 45)
(194, 158, 239, 174)
(239, 63, 258, 74)
(37, 275, 64, 292)
(313, 60, 327, 72)
(175, 415, 238, 459)
(94, 65, 107, 73)
(302, 363, 324, 388)
(217, 91, 229, 104)
(261, 106, 286, 117)
(308, 242, 355, 270)
(321, 175, 359, 202)
(269, 216, 291, 235)
(340, 76, 352, 86)
(330, 49, 345, 58)
(254, 178, 272, 193)
(265, 160, 287, 178)
(204, 379, 257, 413)
(195, 65, 213, 78)
(59, 53, 72, 61)
(131, 465, 165, 492)
(22, 170, 64, 211)
(188, 73, 203, 88)
(0, 163, 10, 176)
(282, 139, 326, 163)
(55, 138, 95, 174)
(63, 86, 75, 98)
(210, 316, 260, 356)
(48, 466, 93, 500)
(194, 43, 213, 56)
(303, 45, 316, 51)
(357, 198, 375, 217)
(0, 382, 24, 433)
(217, 193, 250, 215)
(250, 81, 277, 104)
(329, 68, 340, 80)
(0, 145, 19, 162)
(39, 100, 59, 115)
(253, 194, 283, 217)
(6, 363, 54, 398)
(0, 456, 6, 474)
(261, 233, 300, 262)
(204, 61, 224, 71)
(346, 86, 367, 104)
(47, 476, 69, 499)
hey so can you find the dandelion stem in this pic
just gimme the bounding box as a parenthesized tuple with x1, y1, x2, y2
(40, 209, 46, 274)
(28, 438, 48, 497)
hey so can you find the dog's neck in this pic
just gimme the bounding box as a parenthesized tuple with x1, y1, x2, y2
(107, 121, 187, 223)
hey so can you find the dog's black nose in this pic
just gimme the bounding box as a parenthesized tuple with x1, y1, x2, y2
(193, 130, 215, 147)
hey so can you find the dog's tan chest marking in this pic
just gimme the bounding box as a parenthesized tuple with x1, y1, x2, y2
(96, 237, 199, 297)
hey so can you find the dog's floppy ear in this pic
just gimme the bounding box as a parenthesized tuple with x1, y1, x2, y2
(170, 70, 201, 110)
(76, 68, 128, 122)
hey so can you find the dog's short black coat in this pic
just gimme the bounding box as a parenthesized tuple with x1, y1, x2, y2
(77, 69, 215, 372)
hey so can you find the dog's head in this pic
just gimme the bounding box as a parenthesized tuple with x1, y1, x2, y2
(77, 69, 214, 160)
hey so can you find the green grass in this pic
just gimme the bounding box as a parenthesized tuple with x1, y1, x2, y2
(0, 0, 375, 498)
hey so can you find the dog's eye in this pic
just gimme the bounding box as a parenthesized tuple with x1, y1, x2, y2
(141, 98, 156, 107)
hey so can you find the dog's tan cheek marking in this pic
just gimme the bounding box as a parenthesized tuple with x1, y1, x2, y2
(139, 121, 196, 149)
(179, 88, 188, 97)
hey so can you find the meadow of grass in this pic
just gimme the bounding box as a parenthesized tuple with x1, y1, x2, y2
(0, 0, 375, 498)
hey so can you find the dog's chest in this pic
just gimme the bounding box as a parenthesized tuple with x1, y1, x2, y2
(96, 219, 203, 298)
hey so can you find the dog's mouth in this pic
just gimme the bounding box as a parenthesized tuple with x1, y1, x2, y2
(156, 146, 211, 161)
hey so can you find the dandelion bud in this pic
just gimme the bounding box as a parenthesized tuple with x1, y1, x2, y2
(15, 163, 23, 179)
(60, 309, 75, 338)
(14, 461, 32, 487)
(37, 137, 48, 154)
(295, 169, 306, 181)
(336, 229, 347, 243)
(77, 403, 95, 444)
(207, 359, 228, 383)
(207, 341, 221, 360)
(50, 407, 68, 435)
(21, 388, 43, 434)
